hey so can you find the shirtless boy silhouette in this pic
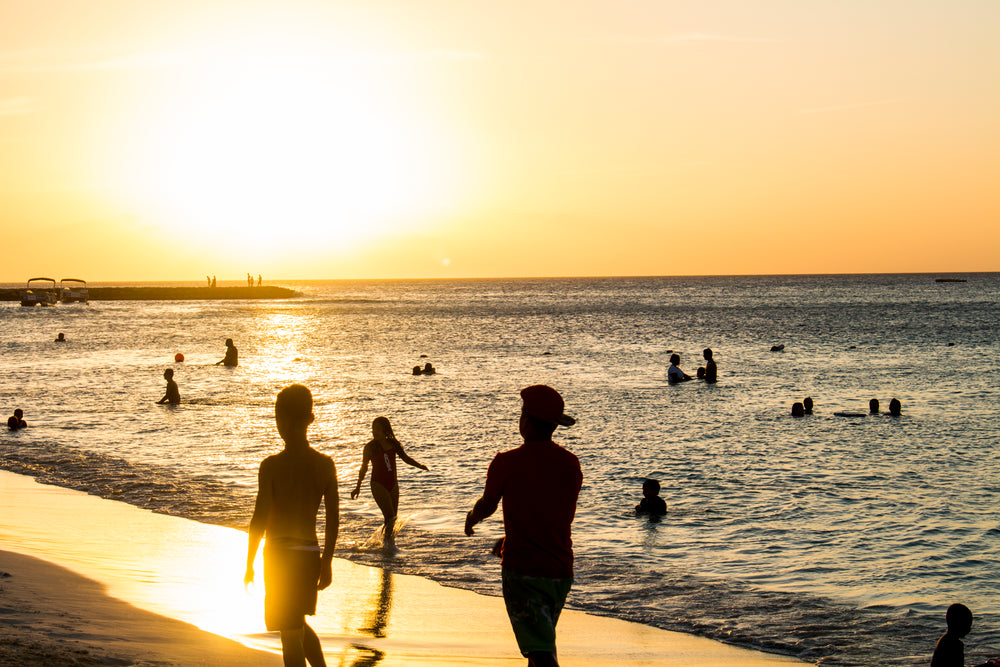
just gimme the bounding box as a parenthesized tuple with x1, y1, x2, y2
(156, 368, 180, 405)
(245, 384, 339, 667)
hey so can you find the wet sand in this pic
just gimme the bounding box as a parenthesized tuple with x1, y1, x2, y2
(0, 470, 806, 666)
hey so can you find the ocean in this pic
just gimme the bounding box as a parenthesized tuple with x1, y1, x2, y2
(2, 274, 998, 665)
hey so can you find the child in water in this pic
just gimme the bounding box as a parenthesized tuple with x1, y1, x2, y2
(157, 368, 180, 405)
(635, 478, 667, 515)
(350, 417, 429, 546)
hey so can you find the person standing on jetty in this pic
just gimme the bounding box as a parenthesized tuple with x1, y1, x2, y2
(464, 385, 582, 667)
(216, 338, 238, 367)
(350, 417, 429, 546)
(156, 368, 180, 405)
(245, 384, 339, 667)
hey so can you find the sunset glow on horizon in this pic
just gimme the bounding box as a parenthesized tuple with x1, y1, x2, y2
(2, 1, 997, 281)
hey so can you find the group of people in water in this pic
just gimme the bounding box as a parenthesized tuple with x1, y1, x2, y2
(667, 348, 717, 384)
(156, 338, 238, 405)
(791, 396, 903, 418)
(411, 362, 436, 375)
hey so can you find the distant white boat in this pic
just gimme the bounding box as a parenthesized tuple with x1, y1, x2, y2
(59, 278, 89, 303)
(20, 277, 59, 307)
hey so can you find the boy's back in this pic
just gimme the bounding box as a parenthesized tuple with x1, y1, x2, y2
(259, 447, 335, 543)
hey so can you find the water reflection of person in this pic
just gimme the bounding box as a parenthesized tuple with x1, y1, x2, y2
(359, 568, 393, 639)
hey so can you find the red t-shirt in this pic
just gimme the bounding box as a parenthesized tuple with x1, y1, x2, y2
(481, 439, 582, 579)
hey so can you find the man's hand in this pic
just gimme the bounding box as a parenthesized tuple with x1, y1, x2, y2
(350, 486, 360, 500)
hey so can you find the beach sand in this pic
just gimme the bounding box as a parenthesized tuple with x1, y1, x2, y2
(0, 470, 805, 666)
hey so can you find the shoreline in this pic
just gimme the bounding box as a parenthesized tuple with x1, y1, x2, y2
(0, 470, 806, 666)
(0, 286, 299, 301)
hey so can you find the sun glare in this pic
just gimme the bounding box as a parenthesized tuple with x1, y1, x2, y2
(115, 44, 453, 259)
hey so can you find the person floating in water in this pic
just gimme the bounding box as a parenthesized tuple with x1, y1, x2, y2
(422, 362, 436, 375)
(412, 365, 422, 375)
(54, 332, 66, 342)
(156, 368, 180, 405)
(803, 397, 814, 414)
(350, 417, 429, 546)
(245, 384, 339, 667)
(869, 398, 880, 414)
(667, 354, 692, 384)
(889, 398, 902, 416)
(791, 402, 805, 417)
(7, 408, 27, 430)
(635, 479, 667, 515)
(464, 385, 582, 667)
(702, 348, 717, 383)
(216, 338, 238, 367)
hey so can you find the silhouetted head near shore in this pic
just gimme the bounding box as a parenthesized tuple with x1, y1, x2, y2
(803, 397, 814, 414)
(669, 354, 681, 366)
(163, 368, 174, 380)
(703, 348, 713, 361)
(372, 416, 395, 440)
(275, 384, 314, 442)
(869, 398, 880, 414)
(946, 603, 973, 638)
(55, 332, 65, 342)
(519, 384, 574, 440)
(697, 367, 706, 379)
(642, 478, 661, 497)
(412, 365, 422, 375)
(422, 362, 436, 375)
(889, 398, 901, 416)
(791, 402, 805, 417)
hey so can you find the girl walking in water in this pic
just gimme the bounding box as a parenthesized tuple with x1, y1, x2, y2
(350, 416, 428, 545)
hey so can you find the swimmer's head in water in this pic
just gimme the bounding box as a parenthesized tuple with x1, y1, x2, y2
(791, 402, 805, 417)
(669, 354, 681, 366)
(372, 416, 394, 439)
(869, 398, 880, 414)
(275, 384, 313, 425)
(642, 479, 661, 497)
(14, 408, 23, 418)
(889, 398, 901, 416)
(703, 348, 713, 360)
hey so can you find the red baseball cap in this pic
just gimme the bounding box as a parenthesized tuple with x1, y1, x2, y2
(520, 385, 576, 427)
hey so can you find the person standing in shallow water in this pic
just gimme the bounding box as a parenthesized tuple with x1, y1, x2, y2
(350, 417, 428, 546)
(464, 385, 582, 667)
(216, 338, 238, 367)
(156, 368, 180, 405)
(245, 384, 338, 667)
(702, 348, 717, 383)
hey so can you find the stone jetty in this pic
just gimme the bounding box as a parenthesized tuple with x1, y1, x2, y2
(0, 286, 300, 301)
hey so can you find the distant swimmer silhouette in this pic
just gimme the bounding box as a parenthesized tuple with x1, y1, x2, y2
(216, 338, 238, 367)
(157, 368, 180, 405)
(702, 348, 717, 383)
(889, 398, 902, 416)
(422, 362, 436, 375)
(412, 365, 422, 375)
(770, 344, 785, 352)
(350, 416, 429, 547)
(803, 397, 814, 414)
(7, 408, 27, 430)
(635, 479, 667, 516)
(869, 398, 880, 414)
(791, 402, 805, 417)
(667, 354, 692, 384)
(54, 332, 66, 342)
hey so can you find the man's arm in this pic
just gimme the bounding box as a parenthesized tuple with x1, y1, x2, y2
(319, 460, 339, 590)
(464, 495, 499, 536)
(244, 462, 272, 585)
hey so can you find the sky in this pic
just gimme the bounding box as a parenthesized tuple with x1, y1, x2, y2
(1, 1, 998, 281)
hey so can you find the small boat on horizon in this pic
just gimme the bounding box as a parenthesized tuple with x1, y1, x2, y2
(20, 277, 59, 306)
(935, 278, 967, 283)
(59, 278, 89, 303)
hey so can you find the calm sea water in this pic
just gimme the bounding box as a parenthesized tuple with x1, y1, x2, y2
(2, 274, 998, 665)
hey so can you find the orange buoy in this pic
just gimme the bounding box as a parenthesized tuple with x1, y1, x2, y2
(174, 353, 185, 362)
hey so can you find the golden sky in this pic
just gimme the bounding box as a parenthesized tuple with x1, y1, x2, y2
(1, 1, 998, 280)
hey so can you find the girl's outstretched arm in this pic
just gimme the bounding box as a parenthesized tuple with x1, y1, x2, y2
(393, 439, 429, 471)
